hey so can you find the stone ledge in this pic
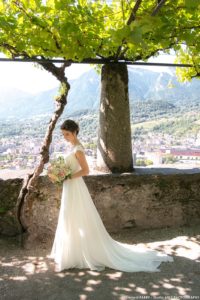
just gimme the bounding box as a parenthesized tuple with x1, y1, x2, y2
(0, 173, 200, 246)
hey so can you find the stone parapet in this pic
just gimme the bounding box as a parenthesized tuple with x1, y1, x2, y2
(0, 173, 200, 246)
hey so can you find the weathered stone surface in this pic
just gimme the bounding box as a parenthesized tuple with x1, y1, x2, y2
(0, 178, 22, 236)
(0, 173, 200, 247)
(86, 174, 200, 232)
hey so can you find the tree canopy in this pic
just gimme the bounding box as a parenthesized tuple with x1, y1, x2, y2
(0, 0, 199, 79)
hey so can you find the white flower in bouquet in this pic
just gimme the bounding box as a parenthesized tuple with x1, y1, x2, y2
(47, 156, 72, 185)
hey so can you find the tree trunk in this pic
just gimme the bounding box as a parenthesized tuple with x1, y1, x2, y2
(15, 62, 71, 241)
(97, 64, 133, 173)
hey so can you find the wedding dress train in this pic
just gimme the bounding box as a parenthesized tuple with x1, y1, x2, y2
(48, 144, 174, 272)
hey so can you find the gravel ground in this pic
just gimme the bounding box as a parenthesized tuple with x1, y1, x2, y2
(0, 225, 200, 300)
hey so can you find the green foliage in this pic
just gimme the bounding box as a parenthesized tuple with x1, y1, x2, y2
(162, 154, 178, 164)
(151, 115, 200, 138)
(136, 159, 153, 166)
(0, 0, 110, 60)
(54, 82, 68, 101)
(130, 100, 176, 123)
(0, 207, 9, 213)
(175, 48, 200, 81)
(0, 0, 199, 80)
(84, 142, 96, 149)
(131, 99, 200, 144)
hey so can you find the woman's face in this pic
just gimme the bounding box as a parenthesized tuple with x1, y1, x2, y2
(61, 129, 76, 143)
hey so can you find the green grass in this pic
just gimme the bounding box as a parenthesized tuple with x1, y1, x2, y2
(132, 111, 200, 138)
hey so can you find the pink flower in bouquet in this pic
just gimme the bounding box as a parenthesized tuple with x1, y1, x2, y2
(47, 156, 72, 184)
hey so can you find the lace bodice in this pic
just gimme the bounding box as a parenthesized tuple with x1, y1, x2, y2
(64, 144, 85, 174)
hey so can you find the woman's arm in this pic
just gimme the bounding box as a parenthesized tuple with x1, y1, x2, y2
(70, 150, 90, 179)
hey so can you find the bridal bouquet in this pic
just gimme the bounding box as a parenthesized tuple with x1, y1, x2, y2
(47, 156, 72, 185)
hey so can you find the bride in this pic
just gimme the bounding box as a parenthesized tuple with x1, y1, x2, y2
(47, 119, 174, 272)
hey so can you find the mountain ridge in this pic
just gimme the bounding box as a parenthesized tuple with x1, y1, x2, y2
(0, 67, 199, 119)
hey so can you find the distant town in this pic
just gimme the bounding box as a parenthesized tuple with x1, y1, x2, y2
(133, 131, 200, 166)
(1, 128, 200, 180)
(0, 131, 98, 179)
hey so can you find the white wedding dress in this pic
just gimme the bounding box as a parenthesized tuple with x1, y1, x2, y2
(48, 144, 174, 272)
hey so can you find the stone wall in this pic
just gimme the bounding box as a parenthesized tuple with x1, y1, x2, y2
(0, 178, 22, 236)
(0, 173, 200, 245)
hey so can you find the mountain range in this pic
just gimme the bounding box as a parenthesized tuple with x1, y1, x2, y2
(0, 67, 199, 119)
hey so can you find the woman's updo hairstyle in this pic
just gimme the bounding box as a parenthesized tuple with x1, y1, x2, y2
(60, 119, 79, 135)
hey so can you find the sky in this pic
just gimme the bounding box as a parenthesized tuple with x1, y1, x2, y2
(0, 52, 176, 94)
